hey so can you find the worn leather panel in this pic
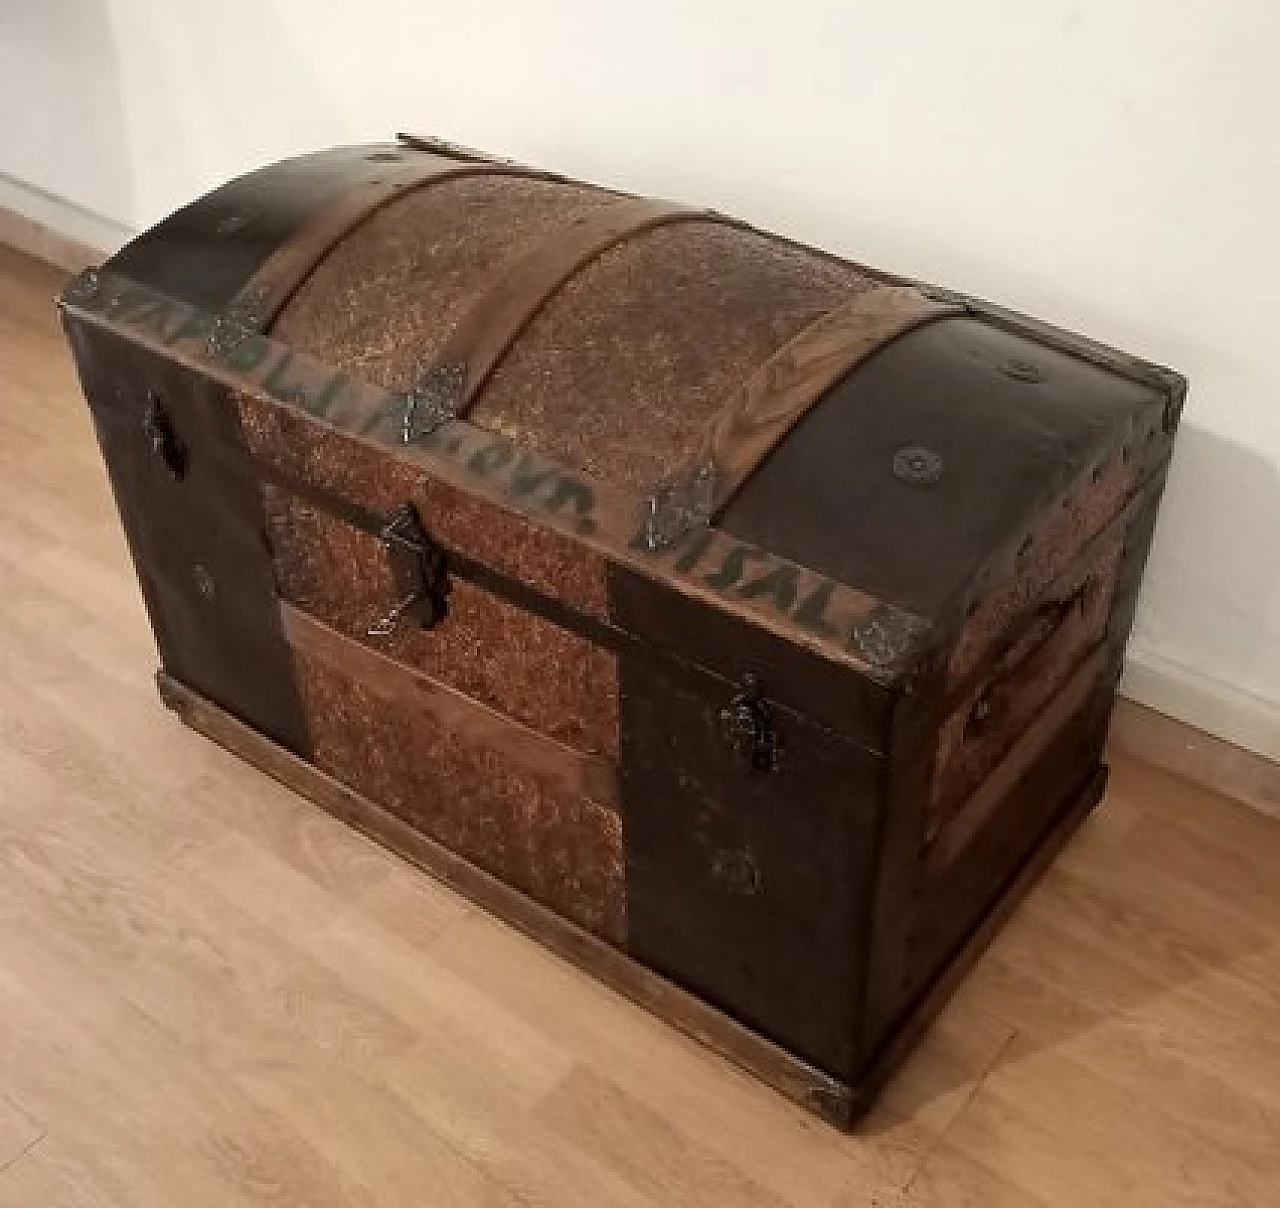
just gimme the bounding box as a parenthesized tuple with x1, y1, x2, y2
(719, 316, 1166, 618)
(618, 649, 882, 1079)
(80, 146, 427, 754)
(106, 146, 410, 311)
(64, 323, 309, 753)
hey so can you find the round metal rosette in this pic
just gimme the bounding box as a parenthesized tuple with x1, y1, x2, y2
(892, 444, 943, 486)
(849, 605, 927, 669)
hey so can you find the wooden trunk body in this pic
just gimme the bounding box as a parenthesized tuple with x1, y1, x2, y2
(59, 137, 1184, 1126)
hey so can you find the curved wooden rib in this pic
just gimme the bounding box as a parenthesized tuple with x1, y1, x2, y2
(229, 148, 564, 330)
(674, 286, 963, 523)
(427, 197, 726, 413)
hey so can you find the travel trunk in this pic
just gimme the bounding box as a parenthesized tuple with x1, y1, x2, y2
(59, 136, 1184, 1126)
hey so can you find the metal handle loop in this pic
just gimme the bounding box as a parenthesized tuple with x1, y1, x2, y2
(367, 589, 424, 638)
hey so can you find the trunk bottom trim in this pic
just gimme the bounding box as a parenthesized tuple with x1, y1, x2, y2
(157, 670, 1104, 1130)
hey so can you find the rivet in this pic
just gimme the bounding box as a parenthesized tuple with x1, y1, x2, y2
(711, 848, 762, 895)
(215, 212, 254, 236)
(892, 445, 943, 486)
(1002, 358, 1044, 384)
(193, 564, 216, 601)
(849, 606, 920, 667)
(62, 267, 103, 306)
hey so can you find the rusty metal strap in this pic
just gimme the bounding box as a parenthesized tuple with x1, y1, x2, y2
(638, 286, 963, 549)
(229, 149, 566, 331)
(400, 198, 728, 440)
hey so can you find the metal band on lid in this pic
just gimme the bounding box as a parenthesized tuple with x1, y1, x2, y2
(401, 198, 736, 440)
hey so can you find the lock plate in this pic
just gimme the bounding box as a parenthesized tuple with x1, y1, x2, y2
(719, 673, 782, 772)
(372, 504, 451, 635)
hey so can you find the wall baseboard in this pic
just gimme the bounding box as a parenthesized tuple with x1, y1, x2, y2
(1121, 645, 1279, 763)
(3, 179, 1277, 819)
(0, 173, 133, 274)
(1107, 697, 1280, 821)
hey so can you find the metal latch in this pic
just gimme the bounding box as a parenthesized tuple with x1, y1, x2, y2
(142, 392, 188, 480)
(719, 673, 782, 772)
(368, 504, 451, 637)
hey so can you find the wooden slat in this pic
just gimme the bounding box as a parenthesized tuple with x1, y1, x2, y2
(687, 285, 960, 518)
(431, 197, 716, 412)
(281, 602, 618, 807)
(231, 151, 562, 329)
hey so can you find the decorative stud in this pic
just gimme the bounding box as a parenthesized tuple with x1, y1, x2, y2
(205, 314, 258, 359)
(849, 606, 923, 668)
(1001, 358, 1045, 384)
(640, 459, 720, 551)
(401, 364, 467, 443)
(214, 211, 255, 237)
(61, 267, 103, 307)
(192, 563, 216, 601)
(892, 444, 943, 485)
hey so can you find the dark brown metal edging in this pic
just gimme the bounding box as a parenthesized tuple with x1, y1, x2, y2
(910, 286, 1188, 423)
(157, 670, 1106, 1129)
(396, 131, 517, 164)
(154, 671, 856, 1127)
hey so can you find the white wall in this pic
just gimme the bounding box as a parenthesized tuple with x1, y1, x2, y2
(3, 0, 1278, 758)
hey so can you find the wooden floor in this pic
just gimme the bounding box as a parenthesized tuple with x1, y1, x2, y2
(3, 242, 1280, 1207)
